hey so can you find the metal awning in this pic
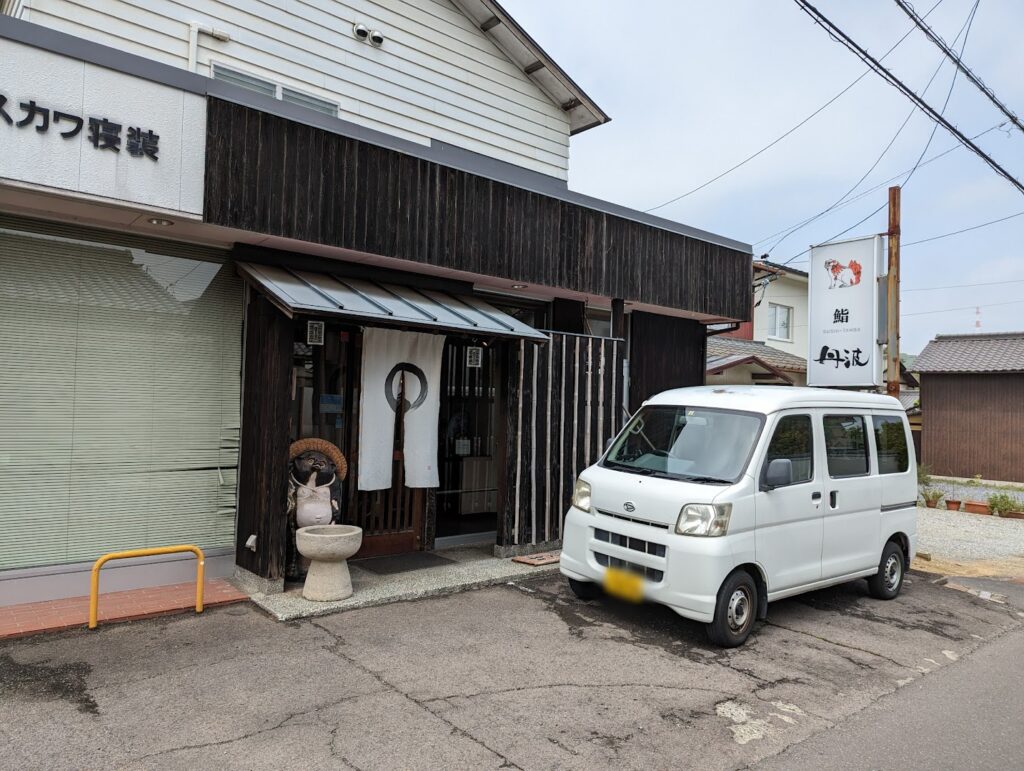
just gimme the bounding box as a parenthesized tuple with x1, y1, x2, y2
(236, 262, 547, 341)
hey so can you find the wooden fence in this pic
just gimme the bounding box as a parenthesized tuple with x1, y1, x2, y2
(502, 333, 625, 547)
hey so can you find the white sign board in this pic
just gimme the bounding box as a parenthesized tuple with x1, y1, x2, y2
(807, 235, 883, 387)
(0, 38, 205, 215)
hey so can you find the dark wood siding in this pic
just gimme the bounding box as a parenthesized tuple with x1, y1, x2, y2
(236, 292, 293, 578)
(501, 334, 624, 548)
(629, 312, 707, 409)
(204, 99, 751, 321)
(921, 373, 1024, 482)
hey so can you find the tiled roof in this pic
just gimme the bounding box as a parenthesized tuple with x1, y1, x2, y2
(897, 389, 919, 411)
(706, 336, 807, 373)
(915, 332, 1024, 374)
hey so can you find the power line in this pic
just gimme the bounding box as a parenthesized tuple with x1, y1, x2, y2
(782, 206, 1024, 266)
(765, 1, 978, 255)
(903, 208, 1024, 246)
(893, 0, 1024, 134)
(641, 0, 946, 214)
(904, 276, 1024, 292)
(751, 120, 1008, 246)
(794, 0, 1024, 196)
(903, 298, 1024, 316)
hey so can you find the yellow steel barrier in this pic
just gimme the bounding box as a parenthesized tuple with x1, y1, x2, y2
(89, 545, 205, 630)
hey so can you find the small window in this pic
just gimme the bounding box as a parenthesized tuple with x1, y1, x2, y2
(873, 415, 909, 474)
(767, 303, 792, 341)
(824, 415, 870, 477)
(764, 414, 813, 485)
(211, 64, 277, 98)
(281, 87, 339, 117)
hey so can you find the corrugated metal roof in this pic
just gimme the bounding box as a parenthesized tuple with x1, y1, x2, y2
(706, 336, 807, 372)
(236, 262, 547, 341)
(915, 332, 1024, 373)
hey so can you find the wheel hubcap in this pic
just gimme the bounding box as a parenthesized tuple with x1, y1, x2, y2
(727, 588, 751, 632)
(884, 554, 901, 592)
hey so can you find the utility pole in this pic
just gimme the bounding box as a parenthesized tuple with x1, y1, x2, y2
(886, 186, 901, 398)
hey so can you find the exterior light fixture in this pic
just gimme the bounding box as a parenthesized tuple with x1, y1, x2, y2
(147, 217, 174, 227)
(511, 283, 528, 289)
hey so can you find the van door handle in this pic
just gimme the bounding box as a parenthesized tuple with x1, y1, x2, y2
(829, 491, 838, 508)
(811, 492, 822, 501)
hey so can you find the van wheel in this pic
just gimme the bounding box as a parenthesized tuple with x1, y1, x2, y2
(706, 571, 757, 648)
(567, 577, 601, 601)
(867, 541, 905, 600)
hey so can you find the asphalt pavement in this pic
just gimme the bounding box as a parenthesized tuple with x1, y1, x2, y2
(1, 570, 1022, 770)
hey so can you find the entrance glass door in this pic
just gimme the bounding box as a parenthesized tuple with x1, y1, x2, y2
(436, 340, 498, 540)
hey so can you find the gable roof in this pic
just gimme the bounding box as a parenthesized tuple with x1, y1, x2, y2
(915, 332, 1024, 374)
(707, 336, 807, 373)
(451, 0, 609, 134)
(756, 259, 809, 279)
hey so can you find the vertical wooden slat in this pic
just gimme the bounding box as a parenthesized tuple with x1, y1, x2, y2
(514, 339, 524, 545)
(545, 336, 553, 542)
(206, 100, 752, 323)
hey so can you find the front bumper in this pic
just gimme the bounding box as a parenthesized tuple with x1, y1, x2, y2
(560, 506, 737, 623)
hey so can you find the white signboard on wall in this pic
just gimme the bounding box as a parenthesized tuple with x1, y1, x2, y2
(807, 235, 883, 387)
(0, 39, 205, 216)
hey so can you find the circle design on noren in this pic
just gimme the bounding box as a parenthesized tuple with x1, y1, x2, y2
(384, 362, 428, 412)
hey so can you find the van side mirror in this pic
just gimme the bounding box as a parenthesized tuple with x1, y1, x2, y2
(764, 458, 793, 490)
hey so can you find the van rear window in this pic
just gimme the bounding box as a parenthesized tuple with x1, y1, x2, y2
(823, 415, 869, 477)
(873, 415, 910, 474)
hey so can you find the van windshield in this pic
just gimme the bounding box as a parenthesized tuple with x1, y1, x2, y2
(602, 405, 764, 483)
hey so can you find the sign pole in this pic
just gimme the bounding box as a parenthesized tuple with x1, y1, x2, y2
(886, 186, 901, 398)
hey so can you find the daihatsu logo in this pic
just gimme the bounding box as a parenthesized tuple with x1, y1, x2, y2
(623, 502, 636, 513)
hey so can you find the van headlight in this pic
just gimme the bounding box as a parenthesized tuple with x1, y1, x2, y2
(676, 503, 732, 537)
(572, 478, 592, 513)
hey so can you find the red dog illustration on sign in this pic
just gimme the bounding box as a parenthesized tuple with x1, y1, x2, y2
(824, 258, 862, 289)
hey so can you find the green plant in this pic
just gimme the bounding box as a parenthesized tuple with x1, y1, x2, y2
(917, 463, 933, 488)
(965, 474, 984, 487)
(921, 488, 944, 506)
(987, 492, 1024, 515)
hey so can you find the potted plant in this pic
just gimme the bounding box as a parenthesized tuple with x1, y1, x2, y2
(921, 488, 944, 508)
(988, 492, 1024, 519)
(963, 499, 992, 515)
(944, 497, 962, 511)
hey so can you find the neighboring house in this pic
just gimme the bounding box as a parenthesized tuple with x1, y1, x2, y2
(706, 335, 808, 386)
(915, 332, 1024, 482)
(713, 260, 808, 385)
(0, 2, 752, 604)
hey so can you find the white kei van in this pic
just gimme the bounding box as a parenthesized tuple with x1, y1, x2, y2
(560, 386, 917, 647)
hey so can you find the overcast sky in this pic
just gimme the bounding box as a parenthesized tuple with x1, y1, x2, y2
(503, 0, 1024, 354)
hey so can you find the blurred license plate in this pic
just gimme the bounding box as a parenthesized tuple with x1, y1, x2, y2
(603, 566, 644, 602)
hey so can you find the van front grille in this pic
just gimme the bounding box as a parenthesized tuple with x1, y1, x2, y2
(594, 552, 664, 583)
(596, 509, 671, 530)
(594, 528, 667, 558)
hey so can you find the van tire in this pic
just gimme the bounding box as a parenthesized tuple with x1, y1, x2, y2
(567, 577, 602, 601)
(867, 541, 905, 600)
(706, 571, 757, 648)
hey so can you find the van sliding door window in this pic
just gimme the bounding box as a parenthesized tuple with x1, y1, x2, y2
(872, 416, 909, 474)
(765, 415, 813, 484)
(823, 415, 870, 477)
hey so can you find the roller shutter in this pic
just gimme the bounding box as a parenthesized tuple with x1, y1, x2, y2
(0, 229, 242, 570)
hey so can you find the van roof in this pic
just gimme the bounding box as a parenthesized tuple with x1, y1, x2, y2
(645, 385, 903, 414)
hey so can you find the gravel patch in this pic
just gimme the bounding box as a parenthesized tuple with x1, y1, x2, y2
(917, 506, 1024, 561)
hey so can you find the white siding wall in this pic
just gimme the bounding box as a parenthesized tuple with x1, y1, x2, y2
(754, 274, 809, 361)
(15, 0, 572, 179)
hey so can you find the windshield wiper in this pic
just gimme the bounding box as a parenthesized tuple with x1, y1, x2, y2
(679, 475, 731, 485)
(604, 460, 656, 476)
